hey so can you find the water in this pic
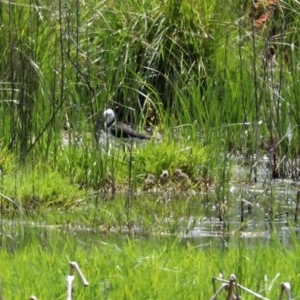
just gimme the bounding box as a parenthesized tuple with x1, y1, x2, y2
(1, 156, 300, 250)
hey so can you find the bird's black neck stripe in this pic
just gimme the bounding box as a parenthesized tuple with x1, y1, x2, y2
(106, 119, 115, 128)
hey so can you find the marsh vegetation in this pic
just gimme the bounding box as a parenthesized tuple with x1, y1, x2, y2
(0, 0, 300, 298)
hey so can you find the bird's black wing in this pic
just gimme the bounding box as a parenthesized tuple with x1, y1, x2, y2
(111, 122, 150, 140)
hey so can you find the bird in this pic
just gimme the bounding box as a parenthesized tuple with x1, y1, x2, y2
(143, 174, 156, 191)
(103, 108, 150, 141)
(172, 169, 192, 188)
(160, 170, 169, 184)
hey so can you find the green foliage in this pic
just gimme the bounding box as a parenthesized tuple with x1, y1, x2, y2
(2, 163, 86, 211)
(0, 0, 299, 183)
(133, 139, 207, 179)
(0, 232, 299, 299)
(1, 1, 300, 298)
(1, 0, 300, 203)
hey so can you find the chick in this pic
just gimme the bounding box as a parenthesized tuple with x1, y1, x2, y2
(160, 170, 169, 184)
(172, 169, 192, 188)
(143, 174, 156, 191)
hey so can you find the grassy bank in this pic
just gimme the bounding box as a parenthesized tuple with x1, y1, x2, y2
(0, 230, 298, 299)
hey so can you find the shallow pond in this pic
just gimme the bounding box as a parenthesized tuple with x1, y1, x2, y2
(1, 156, 300, 251)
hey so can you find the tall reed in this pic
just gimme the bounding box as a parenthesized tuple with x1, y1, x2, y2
(0, 0, 300, 202)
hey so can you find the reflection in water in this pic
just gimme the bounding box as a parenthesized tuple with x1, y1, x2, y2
(0, 211, 299, 254)
(1, 165, 300, 252)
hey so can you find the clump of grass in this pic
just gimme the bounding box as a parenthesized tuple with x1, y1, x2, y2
(48, 131, 211, 193)
(133, 138, 208, 182)
(2, 163, 86, 212)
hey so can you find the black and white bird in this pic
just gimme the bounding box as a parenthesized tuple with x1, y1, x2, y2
(103, 108, 150, 141)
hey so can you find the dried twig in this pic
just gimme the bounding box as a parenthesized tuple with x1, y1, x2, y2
(211, 274, 269, 300)
(69, 261, 89, 286)
(279, 282, 292, 300)
(67, 261, 89, 300)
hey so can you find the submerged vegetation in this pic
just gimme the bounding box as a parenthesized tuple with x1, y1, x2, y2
(1, 0, 300, 298)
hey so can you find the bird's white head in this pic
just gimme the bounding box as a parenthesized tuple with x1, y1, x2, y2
(103, 109, 115, 127)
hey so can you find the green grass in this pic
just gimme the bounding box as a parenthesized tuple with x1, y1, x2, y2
(0, 1, 300, 297)
(0, 133, 210, 212)
(0, 231, 299, 299)
(0, 0, 300, 190)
